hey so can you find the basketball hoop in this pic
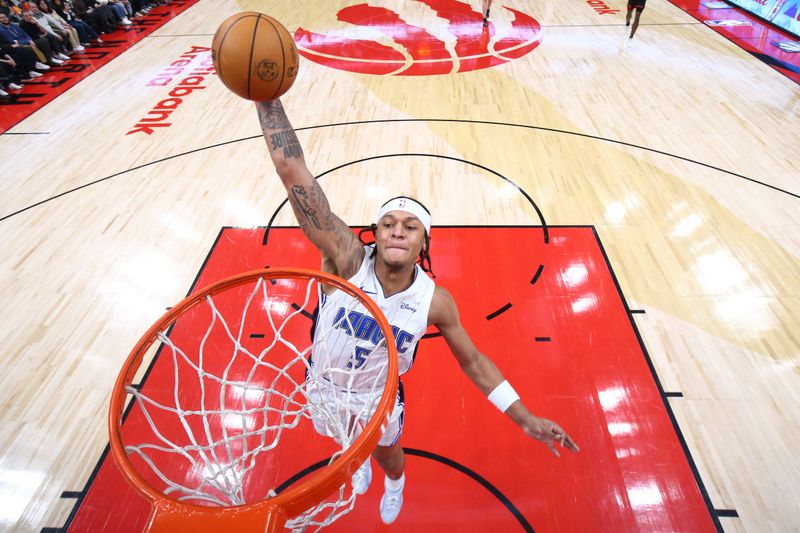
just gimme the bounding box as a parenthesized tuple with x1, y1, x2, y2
(108, 268, 399, 532)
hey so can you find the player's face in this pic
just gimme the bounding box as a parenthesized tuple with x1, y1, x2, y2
(375, 211, 425, 268)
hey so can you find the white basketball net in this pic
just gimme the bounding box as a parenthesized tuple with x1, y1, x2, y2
(122, 275, 393, 532)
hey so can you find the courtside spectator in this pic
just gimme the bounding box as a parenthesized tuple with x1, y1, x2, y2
(50, 0, 102, 45)
(33, 3, 84, 52)
(0, 11, 60, 67)
(72, 0, 116, 34)
(19, 10, 70, 61)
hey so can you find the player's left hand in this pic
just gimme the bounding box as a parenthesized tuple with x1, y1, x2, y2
(524, 416, 580, 457)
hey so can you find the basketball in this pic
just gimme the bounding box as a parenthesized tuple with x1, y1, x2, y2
(211, 12, 300, 101)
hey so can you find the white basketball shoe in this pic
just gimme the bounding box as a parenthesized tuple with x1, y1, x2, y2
(351, 460, 372, 495)
(379, 477, 405, 524)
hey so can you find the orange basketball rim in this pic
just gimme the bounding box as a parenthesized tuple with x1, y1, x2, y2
(108, 268, 399, 532)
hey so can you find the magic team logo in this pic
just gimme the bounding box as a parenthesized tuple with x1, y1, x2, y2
(332, 307, 415, 353)
(293, 0, 542, 76)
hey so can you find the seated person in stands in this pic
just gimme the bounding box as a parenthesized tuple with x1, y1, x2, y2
(0, 50, 25, 95)
(0, 11, 60, 67)
(19, 10, 71, 62)
(49, 0, 101, 45)
(31, 3, 84, 52)
(72, 0, 116, 34)
(95, 0, 131, 27)
(0, 40, 42, 82)
(0, 0, 20, 22)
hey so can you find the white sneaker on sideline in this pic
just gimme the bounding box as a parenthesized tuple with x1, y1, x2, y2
(0, 88, 8, 97)
(28, 70, 43, 78)
(50, 58, 64, 65)
(73, 45, 86, 52)
(8, 82, 23, 90)
(121, 17, 132, 25)
(57, 53, 70, 61)
(35, 61, 50, 70)
(351, 460, 372, 495)
(380, 486, 404, 524)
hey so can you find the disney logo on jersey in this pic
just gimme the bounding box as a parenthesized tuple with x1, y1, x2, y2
(400, 302, 418, 313)
(333, 307, 415, 353)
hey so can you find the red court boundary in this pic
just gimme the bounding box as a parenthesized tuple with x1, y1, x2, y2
(668, 0, 800, 85)
(0, 0, 199, 134)
(60, 226, 721, 532)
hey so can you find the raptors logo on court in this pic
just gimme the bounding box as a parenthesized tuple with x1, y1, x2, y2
(294, 0, 542, 76)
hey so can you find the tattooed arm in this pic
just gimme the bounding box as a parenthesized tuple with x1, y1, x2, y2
(256, 99, 364, 279)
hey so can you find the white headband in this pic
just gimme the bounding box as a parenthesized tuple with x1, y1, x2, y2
(376, 197, 431, 233)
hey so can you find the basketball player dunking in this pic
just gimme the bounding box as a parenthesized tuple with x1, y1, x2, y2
(256, 99, 580, 525)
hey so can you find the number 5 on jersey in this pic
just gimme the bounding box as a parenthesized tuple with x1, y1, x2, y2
(347, 346, 370, 369)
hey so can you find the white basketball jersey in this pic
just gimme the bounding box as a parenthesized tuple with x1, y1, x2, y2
(311, 245, 435, 390)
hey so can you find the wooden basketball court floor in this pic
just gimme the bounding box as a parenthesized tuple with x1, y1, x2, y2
(1, 0, 798, 531)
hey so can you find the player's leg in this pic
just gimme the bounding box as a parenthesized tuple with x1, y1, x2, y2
(625, 2, 633, 26)
(348, 383, 406, 497)
(482, 0, 493, 26)
(306, 380, 376, 495)
(630, 6, 643, 38)
(373, 442, 405, 479)
(373, 443, 406, 524)
(348, 412, 372, 496)
(370, 384, 406, 523)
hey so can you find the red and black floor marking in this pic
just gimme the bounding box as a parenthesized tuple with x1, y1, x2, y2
(668, 0, 800, 85)
(0, 0, 199, 135)
(58, 225, 723, 532)
(294, 0, 543, 76)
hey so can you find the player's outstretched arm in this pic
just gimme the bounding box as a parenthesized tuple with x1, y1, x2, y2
(255, 99, 364, 278)
(429, 286, 580, 457)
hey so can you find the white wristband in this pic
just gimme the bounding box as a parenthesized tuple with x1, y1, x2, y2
(487, 380, 520, 413)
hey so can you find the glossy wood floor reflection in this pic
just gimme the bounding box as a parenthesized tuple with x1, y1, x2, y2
(71, 227, 718, 532)
(1, 1, 798, 532)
